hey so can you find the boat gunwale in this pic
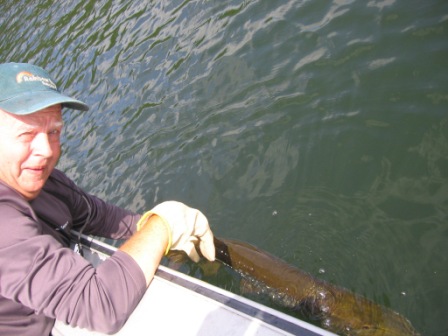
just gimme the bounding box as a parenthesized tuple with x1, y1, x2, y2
(73, 231, 336, 336)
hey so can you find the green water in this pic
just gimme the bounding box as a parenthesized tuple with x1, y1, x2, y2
(1, 0, 447, 334)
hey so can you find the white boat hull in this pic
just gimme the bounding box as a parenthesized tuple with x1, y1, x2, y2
(52, 234, 336, 336)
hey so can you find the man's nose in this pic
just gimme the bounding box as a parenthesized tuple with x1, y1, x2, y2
(32, 133, 54, 157)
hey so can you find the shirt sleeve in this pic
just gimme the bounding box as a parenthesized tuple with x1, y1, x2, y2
(47, 170, 141, 240)
(0, 200, 147, 334)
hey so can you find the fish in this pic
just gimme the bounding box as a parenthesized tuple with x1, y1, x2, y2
(213, 237, 420, 336)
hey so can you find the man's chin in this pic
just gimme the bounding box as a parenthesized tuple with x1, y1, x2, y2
(21, 188, 43, 200)
(20, 178, 48, 200)
(18, 164, 56, 199)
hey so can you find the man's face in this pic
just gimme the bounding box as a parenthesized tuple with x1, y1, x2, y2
(0, 105, 63, 200)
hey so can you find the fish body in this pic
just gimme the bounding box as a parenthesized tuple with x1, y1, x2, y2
(214, 237, 419, 336)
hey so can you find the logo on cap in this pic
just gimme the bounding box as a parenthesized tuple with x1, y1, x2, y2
(16, 71, 57, 90)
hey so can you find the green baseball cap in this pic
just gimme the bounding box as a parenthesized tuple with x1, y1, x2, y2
(0, 62, 89, 115)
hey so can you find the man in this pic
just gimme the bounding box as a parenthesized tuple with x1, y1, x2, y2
(0, 62, 215, 335)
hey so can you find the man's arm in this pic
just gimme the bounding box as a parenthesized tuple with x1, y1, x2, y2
(119, 215, 168, 286)
(120, 201, 216, 286)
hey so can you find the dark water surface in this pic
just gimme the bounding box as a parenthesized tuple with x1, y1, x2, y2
(1, 0, 447, 334)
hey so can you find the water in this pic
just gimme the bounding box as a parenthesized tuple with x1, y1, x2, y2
(1, 0, 447, 334)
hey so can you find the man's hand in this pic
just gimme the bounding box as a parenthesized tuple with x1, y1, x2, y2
(146, 201, 215, 262)
(121, 201, 215, 286)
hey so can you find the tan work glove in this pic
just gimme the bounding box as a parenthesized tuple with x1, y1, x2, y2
(137, 201, 215, 262)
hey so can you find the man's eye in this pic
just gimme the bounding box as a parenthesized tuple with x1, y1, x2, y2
(48, 129, 62, 140)
(19, 132, 35, 141)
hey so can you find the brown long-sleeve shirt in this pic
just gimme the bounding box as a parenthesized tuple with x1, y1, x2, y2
(0, 169, 146, 335)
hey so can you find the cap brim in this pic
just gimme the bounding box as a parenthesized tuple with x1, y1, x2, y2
(0, 90, 89, 115)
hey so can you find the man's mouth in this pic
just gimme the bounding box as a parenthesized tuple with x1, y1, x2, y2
(24, 165, 47, 174)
